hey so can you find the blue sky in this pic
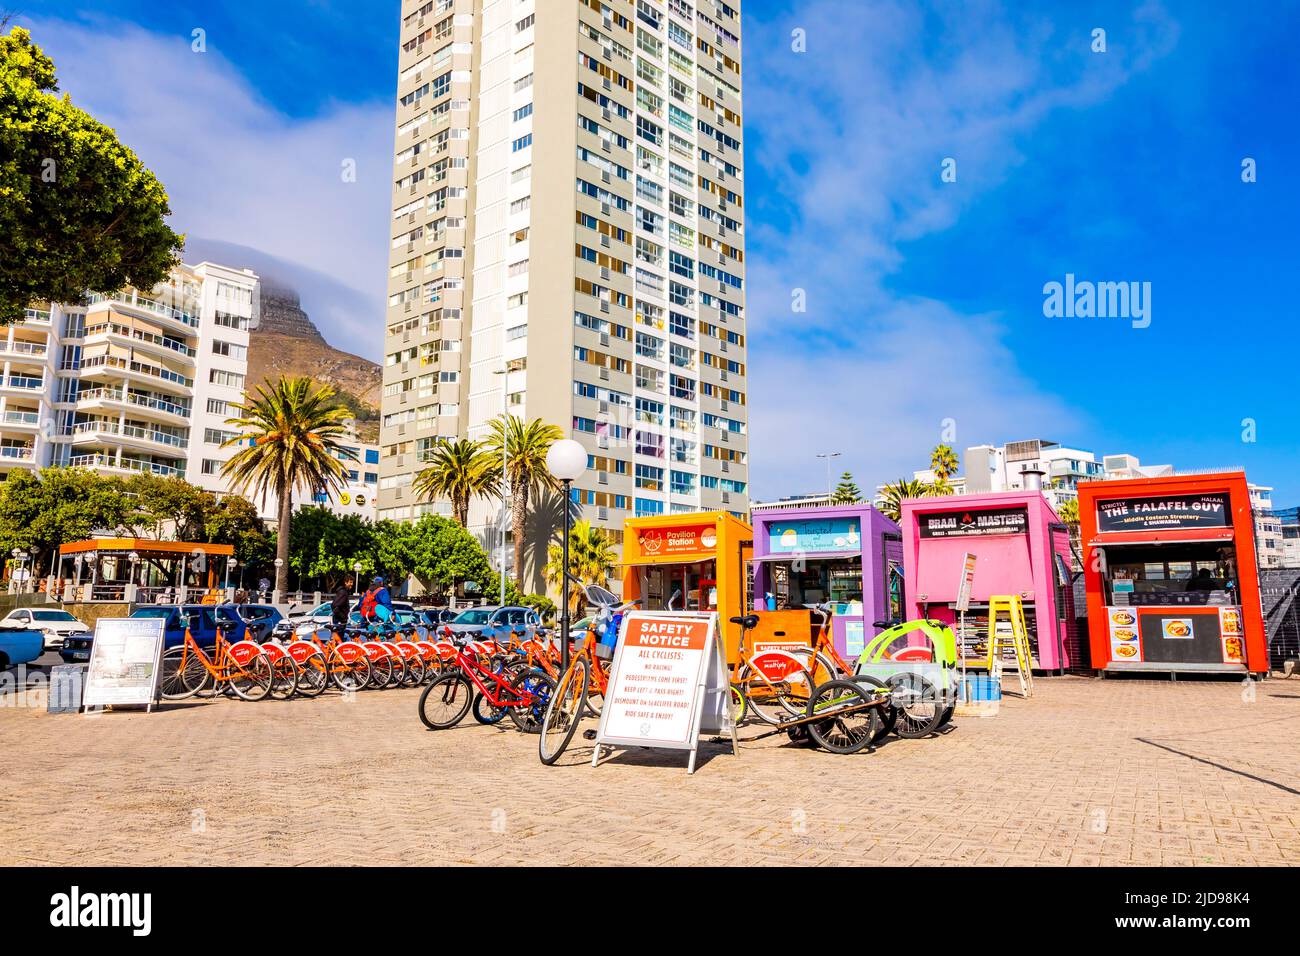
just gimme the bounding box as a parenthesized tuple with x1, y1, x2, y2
(17, 0, 1300, 504)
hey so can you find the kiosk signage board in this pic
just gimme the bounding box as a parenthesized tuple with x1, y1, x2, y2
(1095, 494, 1229, 533)
(766, 517, 861, 554)
(636, 524, 717, 557)
(82, 617, 165, 710)
(593, 610, 734, 774)
(919, 507, 1028, 538)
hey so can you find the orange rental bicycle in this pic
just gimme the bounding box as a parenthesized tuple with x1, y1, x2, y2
(160, 624, 273, 701)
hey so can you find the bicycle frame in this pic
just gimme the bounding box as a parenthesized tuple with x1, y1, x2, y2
(175, 626, 264, 685)
(450, 647, 538, 709)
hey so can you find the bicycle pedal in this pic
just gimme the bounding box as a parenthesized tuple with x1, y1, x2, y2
(582, 729, 597, 741)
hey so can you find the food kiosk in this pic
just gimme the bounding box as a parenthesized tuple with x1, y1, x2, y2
(1078, 471, 1267, 677)
(750, 503, 904, 660)
(900, 490, 1077, 673)
(621, 511, 752, 664)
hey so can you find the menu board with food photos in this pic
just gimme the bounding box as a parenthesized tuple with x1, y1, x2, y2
(1218, 607, 1245, 664)
(1106, 606, 1142, 662)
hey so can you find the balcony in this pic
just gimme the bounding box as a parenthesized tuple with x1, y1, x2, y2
(0, 374, 45, 392)
(0, 445, 35, 464)
(0, 410, 41, 429)
(83, 320, 196, 362)
(22, 308, 51, 325)
(79, 354, 193, 392)
(0, 339, 49, 358)
(76, 387, 191, 422)
(85, 291, 199, 331)
(70, 419, 189, 452)
(68, 453, 185, 479)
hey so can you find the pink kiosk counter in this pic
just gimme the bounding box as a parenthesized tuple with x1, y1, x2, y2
(900, 490, 1078, 673)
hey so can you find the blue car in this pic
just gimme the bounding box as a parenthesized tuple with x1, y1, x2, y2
(0, 626, 44, 670)
(59, 603, 283, 663)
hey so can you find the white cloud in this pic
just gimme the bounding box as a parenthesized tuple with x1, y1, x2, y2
(29, 16, 392, 357)
(741, 0, 1178, 498)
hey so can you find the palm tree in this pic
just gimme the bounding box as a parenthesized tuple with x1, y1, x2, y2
(412, 438, 497, 526)
(544, 519, 617, 617)
(930, 443, 959, 482)
(1056, 497, 1080, 527)
(221, 376, 356, 593)
(876, 478, 931, 523)
(483, 414, 563, 583)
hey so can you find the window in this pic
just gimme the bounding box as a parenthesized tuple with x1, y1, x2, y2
(671, 470, 696, 495)
(204, 427, 236, 445)
(214, 311, 248, 331)
(635, 497, 665, 517)
(512, 134, 533, 152)
(211, 340, 246, 360)
(209, 369, 244, 389)
(516, 13, 535, 32)
(513, 103, 533, 121)
(206, 398, 230, 416)
(201, 459, 222, 476)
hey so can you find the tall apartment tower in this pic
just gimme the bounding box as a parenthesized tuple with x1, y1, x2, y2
(380, 0, 749, 589)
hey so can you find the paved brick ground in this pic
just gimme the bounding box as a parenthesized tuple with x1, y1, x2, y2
(1, 674, 1297, 866)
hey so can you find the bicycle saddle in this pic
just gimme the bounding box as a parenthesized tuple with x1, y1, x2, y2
(729, 614, 760, 629)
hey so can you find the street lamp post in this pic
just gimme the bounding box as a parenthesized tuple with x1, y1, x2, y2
(817, 451, 842, 498)
(353, 562, 362, 598)
(545, 439, 587, 672)
(128, 550, 140, 592)
(493, 369, 509, 607)
(224, 557, 237, 591)
(273, 558, 284, 601)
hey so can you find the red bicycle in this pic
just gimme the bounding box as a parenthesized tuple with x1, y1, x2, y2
(417, 635, 555, 734)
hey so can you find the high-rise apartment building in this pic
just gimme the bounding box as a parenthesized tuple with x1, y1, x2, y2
(3, 262, 260, 491)
(380, 0, 750, 588)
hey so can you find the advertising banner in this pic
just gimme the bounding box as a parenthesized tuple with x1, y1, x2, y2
(1095, 493, 1229, 533)
(636, 524, 717, 558)
(767, 517, 861, 554)
(82, 617, 165, 709)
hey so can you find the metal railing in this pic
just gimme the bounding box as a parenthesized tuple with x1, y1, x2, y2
(76, 387, 191, 418)
(84, 321, 196, 358)
(67, 453, 185, 478)
(86, 291, 198, 328)
(70, 420, 189, 449)
(79, 354, 193, 388)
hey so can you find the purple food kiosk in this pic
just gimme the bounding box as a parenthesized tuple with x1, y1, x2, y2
(751, 503, 905, 660)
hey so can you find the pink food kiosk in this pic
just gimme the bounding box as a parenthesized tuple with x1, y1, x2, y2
(900, 490, 1078, 673)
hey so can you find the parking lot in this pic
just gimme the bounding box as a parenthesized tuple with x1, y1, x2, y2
(1, 668, 1297, 866)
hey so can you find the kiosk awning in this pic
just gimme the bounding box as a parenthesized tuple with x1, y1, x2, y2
(915, 534, 1033, 603)
(752, 550, 859, 564)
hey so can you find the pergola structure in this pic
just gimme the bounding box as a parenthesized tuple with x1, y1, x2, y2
(56, 538, 236, 603)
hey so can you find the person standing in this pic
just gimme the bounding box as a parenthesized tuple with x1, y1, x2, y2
(332, 577, 354, 635)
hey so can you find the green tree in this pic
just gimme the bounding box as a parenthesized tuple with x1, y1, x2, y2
(831, 471, 862, 504)
(0, 27, 183, 325)
(0, 467, 129, 575)
(876, 478, 932, 523)
(222, 376, 357, 593)
(289, 507, 376, 590)
(406, 514, 495, 603)
(412, 437, 497, 526)
(930, 443, 959, 482)
(1056, 497, 1080, 527)
(483, 415, 562, 584)
(544, 519, 618, 616)
(120, 474, 212, 541)
(205, 494, 273, 570)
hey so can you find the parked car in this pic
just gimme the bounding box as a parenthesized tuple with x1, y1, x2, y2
(288, 599, 415, 635)
(445, 605, 541, 638)
(0, 626, 44, 670)
(0, 607, 90, 650)
(58, 604, 281, 663)
(417, 608, 457, 630)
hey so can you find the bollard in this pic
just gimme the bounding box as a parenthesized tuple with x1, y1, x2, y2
(48, 663, 89, 714)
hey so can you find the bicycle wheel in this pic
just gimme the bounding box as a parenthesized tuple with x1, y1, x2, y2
(269, 657, 299, 700)
(418, 673, 473, 730)
(507, 668, 555, 734)
(331, 651, 371, 692)
(160, 646, 209, 700)
(384, 655, 405, 689)
(584, 658, 608, 719)
(472, 688, 509, 724)
(400, 657, 425, 687)
(851, 673, 896, 742)
(738, 661, 814, 726)
(805, 679, 881, 754)
(729, 682, 748, 724)
(539, 656, 589, 765)
(886, 672, 943, 738)
(227, 654, 273, 702)
(295, 652, 329, 698)
(367, 654, 394, 690)
(791, 647, 838, 687)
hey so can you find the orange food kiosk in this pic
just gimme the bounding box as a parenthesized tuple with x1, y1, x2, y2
(1078, 471, 1268, 678)
(621, 511, 752, 664)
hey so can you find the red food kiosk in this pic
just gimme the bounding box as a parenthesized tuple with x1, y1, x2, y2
(1078, 471, 1268, 677)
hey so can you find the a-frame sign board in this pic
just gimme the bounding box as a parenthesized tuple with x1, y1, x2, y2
(592, 610, 736, 774)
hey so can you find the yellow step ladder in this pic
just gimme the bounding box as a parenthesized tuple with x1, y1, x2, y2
(986, 594, 1034, 698)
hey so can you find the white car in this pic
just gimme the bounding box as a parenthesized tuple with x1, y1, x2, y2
(2, 608, 90, 650)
